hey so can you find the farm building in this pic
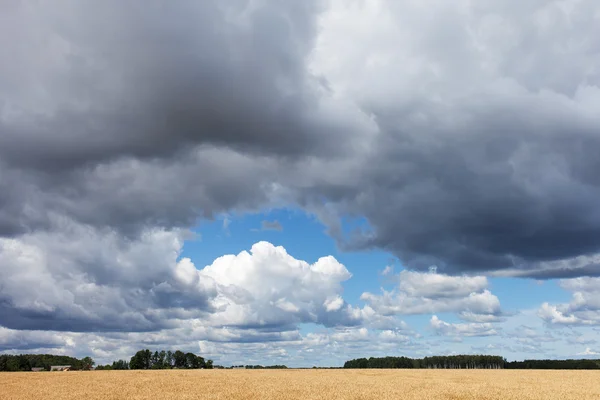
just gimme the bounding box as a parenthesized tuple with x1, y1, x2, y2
(50, 365, 71, 371)
(31, 367, 44, 372)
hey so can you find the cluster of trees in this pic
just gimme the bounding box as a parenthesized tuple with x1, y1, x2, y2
(0, 354, 94, 371)
(126, 349, 213, 370)
(506, 359, 600, 370)
(345, 355, 504, 369)
(95, 359, 130, 370)
(344, 356, 414, 369)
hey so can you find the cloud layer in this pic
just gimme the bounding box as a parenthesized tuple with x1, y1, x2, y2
(2, 0, 600, 364)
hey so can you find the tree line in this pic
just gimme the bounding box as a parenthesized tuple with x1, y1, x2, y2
(505, 359, 600, 370)
(0, 354, 95, 371)
(0, 349, 213, 372)
(96, 349, 214, 370)
(4, 352, 599, 371)
(344, 355, 505, 369)
(344, 355, 600, 369)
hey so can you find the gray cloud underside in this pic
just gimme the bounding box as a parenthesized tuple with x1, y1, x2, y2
(1, 0, 600, 314)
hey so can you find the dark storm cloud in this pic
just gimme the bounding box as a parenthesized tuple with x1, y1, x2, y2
(331, 112, 600, 275)
(291, 0, 600, 278)
(501, 264, 600, 279)
(45, 149, 284, 234)
(0, 1, 335, 172)
(0, 0, 347, 236)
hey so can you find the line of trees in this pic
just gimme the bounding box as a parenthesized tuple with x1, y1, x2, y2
(0, 354, 95, 371)
(100, 349, 213, 370)
(421, 355, 505, 369)
(344, 355, 600, 369)
(4, 352, 600, 371)
(506, 359, 600, 370)
(343, 356, 415, 369)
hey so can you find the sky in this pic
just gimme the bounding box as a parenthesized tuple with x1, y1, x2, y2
(1, 0, 600, 367)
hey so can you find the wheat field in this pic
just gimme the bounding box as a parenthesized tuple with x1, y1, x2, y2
(1, 369, 599, 400)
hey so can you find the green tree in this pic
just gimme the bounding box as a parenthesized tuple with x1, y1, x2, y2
(185, 353, 199, 369)
(173, 350, 186, 369)
(166, 351, 174, 368)
(130, 349, 152, 370)
(81, 356, 95, 370)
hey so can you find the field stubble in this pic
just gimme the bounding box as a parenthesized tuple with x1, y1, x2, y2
(1, 369, 599, 400)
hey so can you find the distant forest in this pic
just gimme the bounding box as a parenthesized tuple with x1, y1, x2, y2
(343, 355, 600, 370)
(2, 352, 600, 371)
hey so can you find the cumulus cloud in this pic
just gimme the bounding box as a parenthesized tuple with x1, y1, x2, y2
(199, 241, 360, 329)
(430, 316, 500, 337)
(538, 278, 600, 326)
(0, 221, 218, 332)
(361, 270, 504, 321)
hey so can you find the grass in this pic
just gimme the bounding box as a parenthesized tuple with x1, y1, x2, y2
(1, 369, 599, 399)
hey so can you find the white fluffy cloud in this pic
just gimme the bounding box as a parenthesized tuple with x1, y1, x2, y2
(430, 316, 500, 337)
(539, 278, 600, 326)
(198, 241, 359, 329)
(361, 270, 503, 321)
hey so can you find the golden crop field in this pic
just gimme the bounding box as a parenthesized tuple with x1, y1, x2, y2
(1, 369, 599, 400)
